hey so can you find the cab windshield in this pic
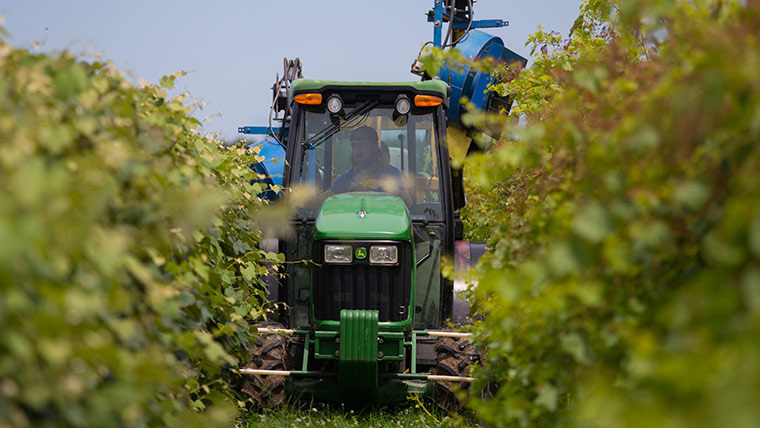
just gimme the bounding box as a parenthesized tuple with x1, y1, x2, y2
(297, 105, 442, 221)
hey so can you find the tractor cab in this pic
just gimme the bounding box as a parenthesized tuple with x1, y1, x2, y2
(284, 79, 459, 328)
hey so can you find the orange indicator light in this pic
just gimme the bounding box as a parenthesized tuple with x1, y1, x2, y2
(294, 93, 323, 105)
(414, 95, 443, 107)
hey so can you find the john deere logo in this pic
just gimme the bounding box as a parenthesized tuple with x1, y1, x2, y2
(355, 247, 367, 259)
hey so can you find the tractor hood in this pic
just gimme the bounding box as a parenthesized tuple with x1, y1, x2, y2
(315, 192, 412, 241)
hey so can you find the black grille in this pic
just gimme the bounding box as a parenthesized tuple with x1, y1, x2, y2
(313, 241, 412, 322)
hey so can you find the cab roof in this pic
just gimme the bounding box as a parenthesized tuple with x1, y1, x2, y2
(290, 79, 450, 109)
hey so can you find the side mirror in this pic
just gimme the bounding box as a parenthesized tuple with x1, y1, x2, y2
(451, 168, 466, 211)
(454, 211, 464, 241)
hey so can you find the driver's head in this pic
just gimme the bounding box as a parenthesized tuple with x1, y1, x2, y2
(350, 126, 380, 169)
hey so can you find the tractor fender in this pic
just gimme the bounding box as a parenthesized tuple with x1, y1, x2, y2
(451, 240, 486, 325)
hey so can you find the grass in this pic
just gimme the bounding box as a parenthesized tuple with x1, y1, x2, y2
(241, 400, 482, 428)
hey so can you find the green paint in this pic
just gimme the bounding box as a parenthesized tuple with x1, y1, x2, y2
(315, 318, 412, 334)
(339, 309, 379, 396)
(283, 329, 436, 405)
(314, 331, 339, 360)
(315, 193, 412, 241)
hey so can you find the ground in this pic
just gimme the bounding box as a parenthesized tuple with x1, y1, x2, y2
(241, 402, 482, 428)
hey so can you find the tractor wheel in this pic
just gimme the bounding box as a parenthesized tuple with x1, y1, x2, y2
(241, 321, 289, 408)
(433, 335, 483, 410)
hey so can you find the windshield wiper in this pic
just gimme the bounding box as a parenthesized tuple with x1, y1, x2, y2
(302, 100, 379, 150)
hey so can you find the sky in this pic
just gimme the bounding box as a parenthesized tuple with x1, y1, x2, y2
(0, 0, 582, 141)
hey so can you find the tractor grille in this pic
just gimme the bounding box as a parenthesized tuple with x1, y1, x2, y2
(313, 241, 412, 322)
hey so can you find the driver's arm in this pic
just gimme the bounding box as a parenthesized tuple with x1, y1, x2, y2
(310, 171, 352, 207)
(375, 170, 413, 207)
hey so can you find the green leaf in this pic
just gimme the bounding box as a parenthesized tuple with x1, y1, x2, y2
(232, 239, 252, 255)
(535, 383, 559, 411)
(560, 332, 590, 365)
(41, 124, 74, 154)
(159, 75, 175, 90)
(178, 291, 196, 307)
(628, 125, 660, 150)
(749, 211, 760, 257)
(241, 263, 257, 280)
(742, 268, 760, 314)
(53, 63, 88, 99)
(548, 241, 582, 275)
(191, 258, 210, 281)
(573, 202, 612, 243)
(673, 180, 709, 210)
(703, 231, 746, 267)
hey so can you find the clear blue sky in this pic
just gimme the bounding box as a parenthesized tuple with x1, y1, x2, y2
(1, 0, 582, 141)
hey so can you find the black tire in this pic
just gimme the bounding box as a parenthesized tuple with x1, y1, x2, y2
(242, 321, 289, 408)
(433, 335, 483, 410)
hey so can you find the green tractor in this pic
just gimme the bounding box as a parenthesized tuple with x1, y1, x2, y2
(237, 1, 526, 407)
(242, 79, 482, 406)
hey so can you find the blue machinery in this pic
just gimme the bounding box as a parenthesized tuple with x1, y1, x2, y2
(424, 0, 526, 129)
(239, 1, 527, 197)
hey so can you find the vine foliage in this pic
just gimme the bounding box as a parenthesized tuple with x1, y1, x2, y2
(456, 0, 760, 426)
(0, 31, 277, 426)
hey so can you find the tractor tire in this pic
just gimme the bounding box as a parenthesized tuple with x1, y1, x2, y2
(241, 321, 289, 408)
(433, 335, 483, 410)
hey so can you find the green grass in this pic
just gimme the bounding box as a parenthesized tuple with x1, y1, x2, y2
(241, 401, 482, 428)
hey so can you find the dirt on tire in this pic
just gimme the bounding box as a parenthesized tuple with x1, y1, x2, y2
(242, 321, 289, 408)
(433, 335, 483, 410)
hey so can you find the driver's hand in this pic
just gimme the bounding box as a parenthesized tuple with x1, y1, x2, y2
(361, 178, 381, 190)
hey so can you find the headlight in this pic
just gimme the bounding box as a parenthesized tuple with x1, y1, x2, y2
(326, 94, 343, 114)
(395, 95, 411, 115)
(369, 245, 398, 265)
(324, 244, 352, 264)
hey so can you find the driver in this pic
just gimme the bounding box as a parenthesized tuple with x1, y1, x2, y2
(321, 126, 412, 206)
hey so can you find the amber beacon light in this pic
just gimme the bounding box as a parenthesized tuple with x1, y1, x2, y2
(414, 95, 443, 107)
(294, 93, 323, 105)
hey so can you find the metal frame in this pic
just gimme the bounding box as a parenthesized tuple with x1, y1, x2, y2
(238, 328, 475, 383)
(428, 0, 508, 49)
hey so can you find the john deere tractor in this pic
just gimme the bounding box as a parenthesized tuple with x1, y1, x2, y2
(238, 0, 526, 406)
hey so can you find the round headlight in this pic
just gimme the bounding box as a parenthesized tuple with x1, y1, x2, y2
(327, 95, 343, 114)
(395, 95, 411, 115)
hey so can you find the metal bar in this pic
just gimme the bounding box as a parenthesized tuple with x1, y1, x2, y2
(411, 331, 417, 374)
(238, 126, 290, 136)
(236, 368, 338, 378)
(433, 0, 443, 48)
(428, 374, 475, 382)
(417, 330, 472, 338)
(239, 368, 291, 376)
(382, 373, 475, 383)
(302, 339, 311, 372)
(452, 19, 508, 29)
(256, 327, 309, 335)
(237, 368, 474, 383)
